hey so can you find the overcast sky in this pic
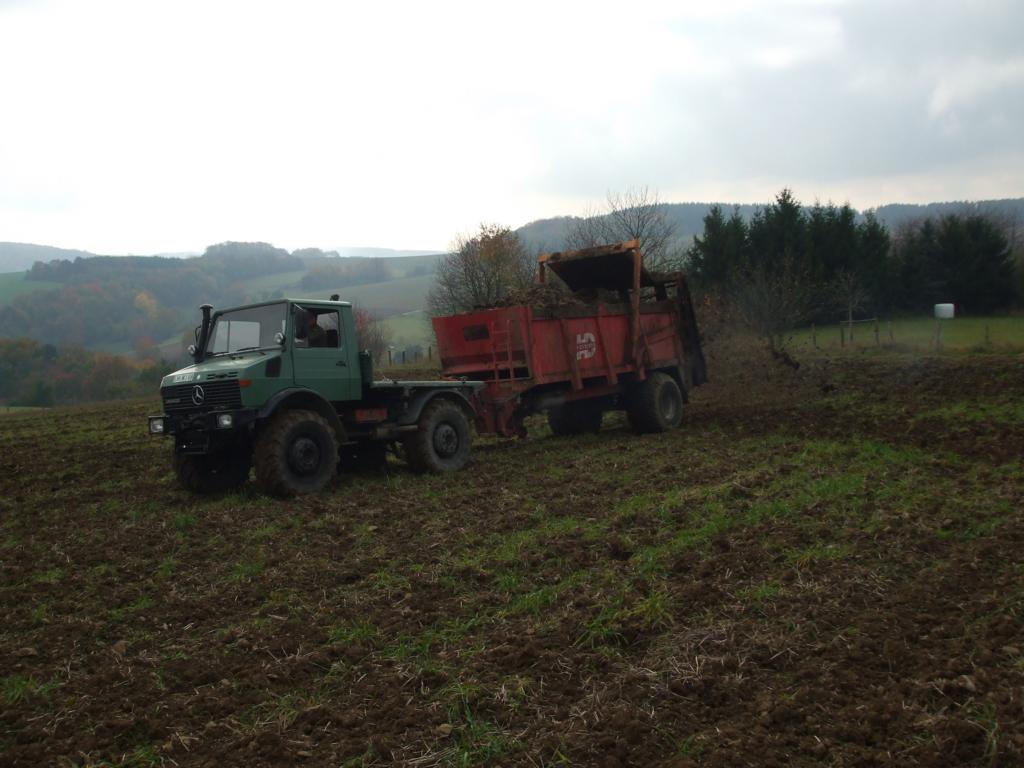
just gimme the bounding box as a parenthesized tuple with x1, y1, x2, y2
(1, 0, 1022, 254)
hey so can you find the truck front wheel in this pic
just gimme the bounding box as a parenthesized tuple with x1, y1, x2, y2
(627, 372, 685, 433)
(403, 399, 472, 473)
(254, 409, 338, 497)
(173, 447, 251, 494)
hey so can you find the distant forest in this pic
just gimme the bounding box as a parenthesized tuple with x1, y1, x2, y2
(515, 198, 1024, 254)
(0, 195, 1021, 405)
(684, 191, 1021, 346)
(0, 243, 441, 355)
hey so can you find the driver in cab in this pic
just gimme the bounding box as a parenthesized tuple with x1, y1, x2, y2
(298, 311, 327, 348)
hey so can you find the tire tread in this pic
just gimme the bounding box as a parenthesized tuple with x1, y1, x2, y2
(627, 372, 684, 433)
(404, 399, 471, 474)
(254, 409, 337, 497)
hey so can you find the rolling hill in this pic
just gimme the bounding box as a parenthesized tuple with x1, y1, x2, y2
(3, 194, 1021, 358)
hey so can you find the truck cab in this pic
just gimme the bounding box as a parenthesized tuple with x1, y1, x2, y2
(149, 298, 481, 497)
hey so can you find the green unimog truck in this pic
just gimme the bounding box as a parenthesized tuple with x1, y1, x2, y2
(148, 299, 481, 497)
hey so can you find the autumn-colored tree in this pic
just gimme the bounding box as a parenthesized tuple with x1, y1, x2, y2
(352, 306, 392, 362)
(426, 224, 534, 316)
(0, 338, 174, 406)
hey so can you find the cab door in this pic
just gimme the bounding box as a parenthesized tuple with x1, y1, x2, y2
(290, 304, 359, 402)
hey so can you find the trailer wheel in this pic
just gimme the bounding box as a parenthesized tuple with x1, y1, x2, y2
(547, 402, 603, 436)
(173, 447, 251, 494)
(254, 409, 338, 497)
(628, 372, 684, 433)
(404, 399, 471, 473)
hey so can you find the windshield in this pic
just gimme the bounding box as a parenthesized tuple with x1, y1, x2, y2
(207, 303, 286, 355)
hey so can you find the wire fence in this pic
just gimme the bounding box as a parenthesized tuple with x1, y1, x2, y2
(382, 346, 435, 366)
(802, 316, 1023, 352)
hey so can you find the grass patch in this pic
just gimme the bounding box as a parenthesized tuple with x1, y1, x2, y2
(916, 400, 1024, 425)
(108, 594, 155, 622)
(171, 511, 197, 532)
(32, 567, 64, 585)
(30, 601, 51, 624)
(329, 619, 381, 646)
(740, 580, 782, 604)
(229, 559, 265, 582)
(155, 556, 177, 579)
(2, 674, 58, 705)
(784, 543, 849, 567)
(442, 703, 521, 767)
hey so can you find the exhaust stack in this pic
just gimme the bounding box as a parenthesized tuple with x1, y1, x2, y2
(193, 304, 214, 362)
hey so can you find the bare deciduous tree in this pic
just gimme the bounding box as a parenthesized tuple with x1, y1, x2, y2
(426, 224, 534, 316)
(731, 257, 819, 354)
(832, 269, 871, 333)
(565, 187, 681, 271)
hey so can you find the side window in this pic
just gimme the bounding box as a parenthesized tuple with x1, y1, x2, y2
(295, 309, 340, 349)
(318, 311, 340, 349)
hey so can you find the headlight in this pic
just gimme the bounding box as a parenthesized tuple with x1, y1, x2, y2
(148, 418, 165, 434)
(216, 414, 234, 429)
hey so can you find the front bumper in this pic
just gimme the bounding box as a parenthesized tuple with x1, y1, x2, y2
(147, 409, 258, 454)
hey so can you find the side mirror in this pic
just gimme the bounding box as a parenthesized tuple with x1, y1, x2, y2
(187, 344, 197, 357)
(274, 331, 285, 346)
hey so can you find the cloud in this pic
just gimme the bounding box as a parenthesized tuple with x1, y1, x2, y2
(927, 57, 1024, 119)
(0, 0, 1021, 252)
(533, 0, 1024, 210)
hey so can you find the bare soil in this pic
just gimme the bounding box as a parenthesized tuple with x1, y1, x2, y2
(1, 353, 1023, 767)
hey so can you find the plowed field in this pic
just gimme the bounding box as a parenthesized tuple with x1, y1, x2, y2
(2, 354, 1023, 767)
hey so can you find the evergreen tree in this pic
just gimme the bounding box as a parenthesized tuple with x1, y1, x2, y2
(747, 189, 809, 275)
(856, 213, 891, 308)
(888, 214, 1013, 313)
(935, 214, 1014, 312)
(687, 205, 748, 288)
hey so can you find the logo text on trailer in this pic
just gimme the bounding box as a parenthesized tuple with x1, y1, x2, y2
(575, 332, 596, 361)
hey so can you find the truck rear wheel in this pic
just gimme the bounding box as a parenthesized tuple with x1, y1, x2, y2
(254, 409, 338, 497)
(547, 401, 603, 436)
(403, 399, 471, 473)
(174, 448, 251, 494)
(627, 372, 684, 433)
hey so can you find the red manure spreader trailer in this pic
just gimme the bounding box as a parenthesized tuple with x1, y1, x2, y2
(432, 240, 707, 438)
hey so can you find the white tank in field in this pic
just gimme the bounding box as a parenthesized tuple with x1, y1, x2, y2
(934, 303, 955, 319)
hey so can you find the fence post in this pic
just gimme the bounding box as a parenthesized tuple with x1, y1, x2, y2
(428, 345, 433, 361)
(840, 323, 846, 348)
(402, 350, 406, 364)
(874, 319, 879, 347)
(388, 349, 392, 366)
(811, 323, 817, 350)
